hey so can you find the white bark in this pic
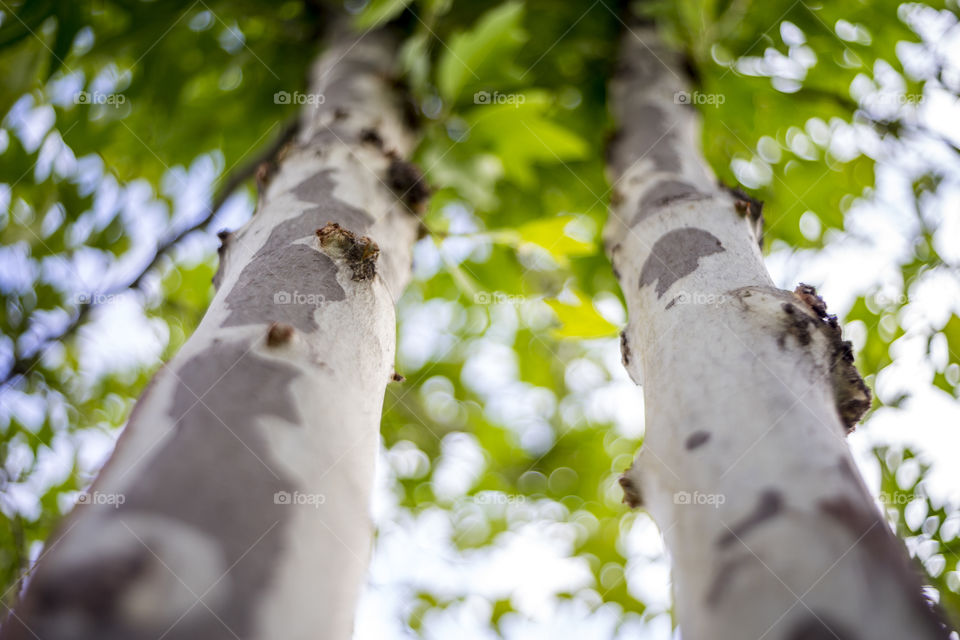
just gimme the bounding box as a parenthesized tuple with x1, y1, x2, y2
(3, 30, 421, 640)
(606, 27, 948, 640)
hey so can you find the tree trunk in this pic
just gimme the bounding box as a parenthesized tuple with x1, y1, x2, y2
(606, 26, 948, 640)
(2, 29, 423, 640)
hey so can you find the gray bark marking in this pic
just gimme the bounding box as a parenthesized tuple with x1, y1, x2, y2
(685, 431, 711, 450)
(224, 170, 380, 330)
(291, 170, 373, 232)
(611, 105, 682, 176)
(818, 494, 950, 637)
(615, 55, 662, 88)
(17, 341, 301, 639)
(784, 614, 859, 640)
(633, 180, 707, 226)
(717, 490, 783, 548)
(322, 59, 383, 116)
(116, 341, 300, 636)
(639, 228, 725, 298)
(705, 555, 752, 607)
(223, 243, 343, 331)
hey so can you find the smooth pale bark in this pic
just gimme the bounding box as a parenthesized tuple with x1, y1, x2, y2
(606, 26, 948, 640)
(2, 30, 422, 640)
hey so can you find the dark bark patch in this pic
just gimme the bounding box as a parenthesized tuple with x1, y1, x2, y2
(224, 170, 374, 330)
(316, 222, 380, 281)
(266, 322, 294, 347)
(717, 490, 783, 548)
(290, 170, 373, 232)
(633, 180, 707, 226)
(323, 58, 384, 115)
(665, 296, 679, 310)
(723, 184, 764, 248)
(387, 158, 430, 212)
(626, 54, 663, 86)
(223, 240, 344, 332)
(213, 229, 233, 289)
(359, 127, 384, 149)
(784, 613, 858, 640)
(18, 341, 302, 638)
(639, 228, 724, 298)
(302, 125, 350, 152)
(28, 549, 148, 623)
(610, 187, 624, 207)
(118, 341, 299, 634)
(837, 456, 860, 484)
(620, 330, 631, 367)
(818, 493, 949, 636)
(788, 285, 871, 432)
(636, 105, 682, 174)
(618, 464, 643, 508)
(705, 555, 752, 607)
(794, 284, 830, 320)
(685, 431, 711, 450)
(781, 301, 815, 347)
(819, 494, 911, 578)
(256, 162, 274, 193)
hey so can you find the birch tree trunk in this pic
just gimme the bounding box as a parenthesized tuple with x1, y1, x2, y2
(606, 26, 949, 640)
(2, 28, 423, 640)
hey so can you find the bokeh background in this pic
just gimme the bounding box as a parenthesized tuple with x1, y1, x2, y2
(1, 0, 959, 637)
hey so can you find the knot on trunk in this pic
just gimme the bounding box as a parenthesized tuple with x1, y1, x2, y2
(723, 183, 764, 248)
(213, 229, 234, 289)
(791, 284, 872, 433)
(619, 463, 643, 508)
(266, 322, 295, 347)
(387, 158, 430, 212)
(316, 223, 380, 281)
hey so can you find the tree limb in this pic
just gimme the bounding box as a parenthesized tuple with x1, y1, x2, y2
(0, 119, 299, 389)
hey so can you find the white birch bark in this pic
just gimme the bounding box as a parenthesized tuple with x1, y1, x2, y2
(606, 26, 949, 640)
(2, 29, 423, 640)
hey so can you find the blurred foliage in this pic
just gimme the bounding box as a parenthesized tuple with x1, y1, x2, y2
(1, 0, 959, 636)
(877, 447, 960, 630)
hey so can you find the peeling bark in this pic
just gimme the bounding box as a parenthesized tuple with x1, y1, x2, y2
(605, 26, 948, 640)
(3, 29, 420, 640)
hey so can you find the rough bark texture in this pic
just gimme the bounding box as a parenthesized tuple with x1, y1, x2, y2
(2, 29, 421, 640)
(606, 26, 948, 640)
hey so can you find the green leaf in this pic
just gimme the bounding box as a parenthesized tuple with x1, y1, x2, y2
(436, 1, 526, 103)
(354, 0, 413, 30)
(516, 215, 594, 259)
(465, 91, 588, 185)
(545, 291, 617, 339)
(485, 215, 596, 266)
(942, 314, 960, 367)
